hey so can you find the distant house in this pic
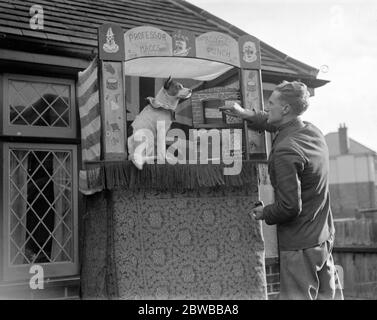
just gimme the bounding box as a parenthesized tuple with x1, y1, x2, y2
(325, 125, 377, 219)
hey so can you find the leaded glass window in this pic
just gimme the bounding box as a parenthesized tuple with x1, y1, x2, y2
(3, 143, 78, 280)
(9, 81, 70, 127)
(9, 147, 73, 265)
(3, 74, 76, 138)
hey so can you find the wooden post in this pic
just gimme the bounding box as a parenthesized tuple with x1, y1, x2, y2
(239, 35, 267, 160)
(98, 23, 127, 161)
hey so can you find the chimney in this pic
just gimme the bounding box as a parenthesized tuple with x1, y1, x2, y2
(338, 123, 349, 154)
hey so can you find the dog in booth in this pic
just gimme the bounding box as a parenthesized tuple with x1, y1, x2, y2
(127, 76, 192, 169)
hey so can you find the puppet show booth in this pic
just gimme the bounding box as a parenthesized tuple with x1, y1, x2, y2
(80, 23, 269, 299)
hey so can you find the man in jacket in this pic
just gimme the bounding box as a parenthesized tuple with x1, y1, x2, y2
(220, 81, 343, 300)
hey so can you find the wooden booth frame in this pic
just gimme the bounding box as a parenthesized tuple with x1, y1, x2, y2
(96, 23, 267, 163)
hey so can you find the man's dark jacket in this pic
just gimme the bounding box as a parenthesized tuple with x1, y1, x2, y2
(249, 113, 335, 251)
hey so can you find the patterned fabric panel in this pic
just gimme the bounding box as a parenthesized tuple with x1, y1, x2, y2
(81, 187, 267, 299)
(80, 193, 109, 299)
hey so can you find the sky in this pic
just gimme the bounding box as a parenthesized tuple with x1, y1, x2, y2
(188, 0, 377, 152)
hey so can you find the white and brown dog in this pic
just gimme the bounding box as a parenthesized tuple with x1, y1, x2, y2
(127, 77, 192, 169)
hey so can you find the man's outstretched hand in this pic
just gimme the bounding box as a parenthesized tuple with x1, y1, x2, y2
(219, 101, 247, 119)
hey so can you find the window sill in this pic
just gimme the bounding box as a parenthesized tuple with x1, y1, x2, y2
(0, 275, 80, 289)
(0, 275, 80, 300)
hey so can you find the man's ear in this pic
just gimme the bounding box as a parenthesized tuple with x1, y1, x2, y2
(164, 76, 172, 90)
(282, 104, 291, 115)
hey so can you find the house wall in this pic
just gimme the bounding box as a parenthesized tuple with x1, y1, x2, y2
(329, 154, 377, 219)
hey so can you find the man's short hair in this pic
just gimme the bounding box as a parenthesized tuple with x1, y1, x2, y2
(274, 81, 310, 115)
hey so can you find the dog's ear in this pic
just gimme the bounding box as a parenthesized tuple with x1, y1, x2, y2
(164, 76, 172, 90)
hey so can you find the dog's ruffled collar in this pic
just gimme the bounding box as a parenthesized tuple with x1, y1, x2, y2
(146, 87, 179, 111)
(146, 97, 176, 111)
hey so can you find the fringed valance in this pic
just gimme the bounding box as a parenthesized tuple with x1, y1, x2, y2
(84, 160, 258, 192)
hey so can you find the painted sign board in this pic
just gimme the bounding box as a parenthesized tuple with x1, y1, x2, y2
(124, 26, 172, 60)
(172, 30, 196, 57)
(196, 32, 240, 67)
(98, 24, 125, 61)
(122, 26, 260, 70)
(239, 35, 261, 69)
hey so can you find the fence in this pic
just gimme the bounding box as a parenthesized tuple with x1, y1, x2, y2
(333, 217, 377, 299)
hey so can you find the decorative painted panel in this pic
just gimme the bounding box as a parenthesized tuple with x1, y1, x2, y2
(241, 69, 267, 159)
(101, 61, 127, 160)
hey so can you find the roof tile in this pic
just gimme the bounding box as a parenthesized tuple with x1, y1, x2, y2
(21, 29, 48, 39)
(0, 0, 320, 79)
(0, 25, 23, 36)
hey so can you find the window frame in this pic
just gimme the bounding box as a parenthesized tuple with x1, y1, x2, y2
(1, 73, 77, 139)
(1, 142, 79, 282)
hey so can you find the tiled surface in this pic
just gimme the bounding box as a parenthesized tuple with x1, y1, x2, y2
(0, 0, 318, 77)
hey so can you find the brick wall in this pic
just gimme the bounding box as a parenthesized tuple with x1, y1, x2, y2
(191, 87, 240, 127)
(265, 257, 280, 300)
